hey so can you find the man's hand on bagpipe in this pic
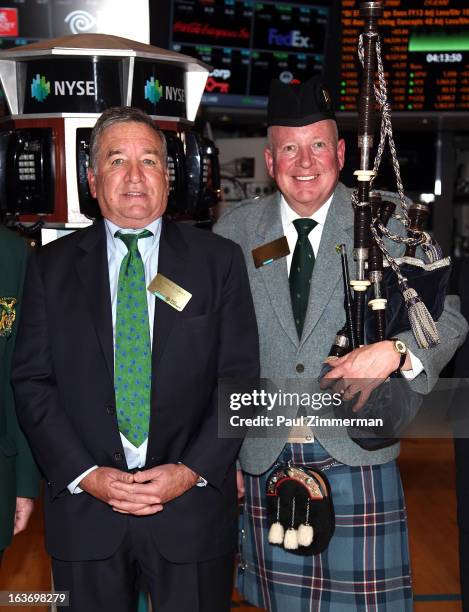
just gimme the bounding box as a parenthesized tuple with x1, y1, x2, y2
(320, 341, 409, 412)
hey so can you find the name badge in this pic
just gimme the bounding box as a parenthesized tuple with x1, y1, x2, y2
(148, 274, 192, 312)
(252, 237, 290, 269)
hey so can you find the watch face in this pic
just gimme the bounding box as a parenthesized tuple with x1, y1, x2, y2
(395, 340, 407, 354)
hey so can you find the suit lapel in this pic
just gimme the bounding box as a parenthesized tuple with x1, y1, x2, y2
(151, 219, 189, 374)
(255, 194, 299, 349)
(301, 183, 354, 345)
(75, 221, 114, 381)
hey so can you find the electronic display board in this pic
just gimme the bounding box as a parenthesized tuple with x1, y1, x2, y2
(339, 0, 469, 113)
(0, 0, 148, 50)
(166, 0, 332, 109)
(0, 0, 104, 50)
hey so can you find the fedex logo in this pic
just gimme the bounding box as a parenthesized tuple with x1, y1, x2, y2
(268, 28, 310, 48)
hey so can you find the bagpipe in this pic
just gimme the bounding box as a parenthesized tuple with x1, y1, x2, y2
(325, 0, 451, 447)
(265, 1, 451, 556)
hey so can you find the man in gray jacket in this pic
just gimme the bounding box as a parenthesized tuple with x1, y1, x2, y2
(214, 77, 468, 611)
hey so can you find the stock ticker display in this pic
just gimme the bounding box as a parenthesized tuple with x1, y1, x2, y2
(339, 0, 469, 113)
(169, 0, 330, 108)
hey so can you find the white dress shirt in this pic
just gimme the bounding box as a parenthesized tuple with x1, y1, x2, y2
(279, 194, 424, 380)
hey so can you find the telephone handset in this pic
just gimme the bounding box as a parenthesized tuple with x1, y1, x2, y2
(0, 128, 55, 214)
(76, 127, 101, 220)
(163, 130, 187, 214)
(183, 131, 221, 214)
(200, 137, 221, 209)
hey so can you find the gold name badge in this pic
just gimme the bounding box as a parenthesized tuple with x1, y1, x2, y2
(252, 236, 290, 269)
(148, 273, 192, 312)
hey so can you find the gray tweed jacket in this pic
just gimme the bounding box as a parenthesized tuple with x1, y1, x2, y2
(214, 183, 468, 474)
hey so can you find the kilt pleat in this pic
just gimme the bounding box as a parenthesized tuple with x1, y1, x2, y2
(238, 443, 413, 611)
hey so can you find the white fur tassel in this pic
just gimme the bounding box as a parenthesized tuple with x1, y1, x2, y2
(268, 522, 285, 545)
(283, 528, 299, 550)
(297, 523, 314, 547)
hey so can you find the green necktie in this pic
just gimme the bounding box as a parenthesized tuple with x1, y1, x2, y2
(289, 218, 318, 338)
(114, 230, 153, 446)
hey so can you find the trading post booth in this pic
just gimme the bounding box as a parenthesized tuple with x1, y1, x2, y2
(0, 33, 220, 237)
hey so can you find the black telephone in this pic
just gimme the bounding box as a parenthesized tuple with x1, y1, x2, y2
(0, 128, 55, 214)
(76, 127, 101, 219)
(184, 131, 221, 214)
(164, 131, 221, 215)
(163, 130, 187, 214)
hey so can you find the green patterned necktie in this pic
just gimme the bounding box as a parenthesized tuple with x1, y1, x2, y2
(114, 229, 153, 446)
(289, 218, 318, 338)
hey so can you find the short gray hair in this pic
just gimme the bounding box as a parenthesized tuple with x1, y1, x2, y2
(89, 106, 167, 172)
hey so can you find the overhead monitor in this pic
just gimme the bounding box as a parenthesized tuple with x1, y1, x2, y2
(153, 0, 468, 119)
(152, 0, 337, 111)
(338, 0, 469, 113)
(0, 0, 149, 50)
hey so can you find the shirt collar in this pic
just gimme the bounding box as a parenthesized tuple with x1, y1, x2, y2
(280, 193, 333, 231)
(104, 217, 162, 255)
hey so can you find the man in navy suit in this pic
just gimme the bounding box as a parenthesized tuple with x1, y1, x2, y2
(12, 106, 259, 612)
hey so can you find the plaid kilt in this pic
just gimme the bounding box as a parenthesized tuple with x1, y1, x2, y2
(238, 443, 412, 611)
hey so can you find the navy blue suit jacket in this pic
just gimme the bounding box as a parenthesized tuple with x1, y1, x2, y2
(12, 218, 259, 562)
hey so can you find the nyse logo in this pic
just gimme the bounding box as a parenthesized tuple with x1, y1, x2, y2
(145, 77, 163, 104)
(30, 74, 96, 101)
(268, 28, 310, 48)
(144, 76, 185, 105)
(31, 74, 50, 102)
(54, 81, 96, 96)
(165, 85, 185, 103)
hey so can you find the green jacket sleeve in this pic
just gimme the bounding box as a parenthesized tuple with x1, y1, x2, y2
(2, 228, 40, 497)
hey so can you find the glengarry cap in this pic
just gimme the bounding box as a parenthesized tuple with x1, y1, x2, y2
(267, 76, 336, 127)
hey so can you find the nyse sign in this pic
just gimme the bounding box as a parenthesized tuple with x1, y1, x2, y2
(24, 58, 121, 113)
(54, 80, 96, 96)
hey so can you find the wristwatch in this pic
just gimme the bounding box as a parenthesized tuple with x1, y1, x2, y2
(196, 475, 207, 487)
(390, 337, 407, 372)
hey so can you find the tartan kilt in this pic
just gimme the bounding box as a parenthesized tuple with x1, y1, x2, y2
(238, 443, 413, 611)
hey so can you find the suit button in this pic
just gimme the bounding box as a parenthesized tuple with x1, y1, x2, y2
(114, 452, 123, 462)
(296, 363, 305, 373)
(106, 405, 115, 415)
